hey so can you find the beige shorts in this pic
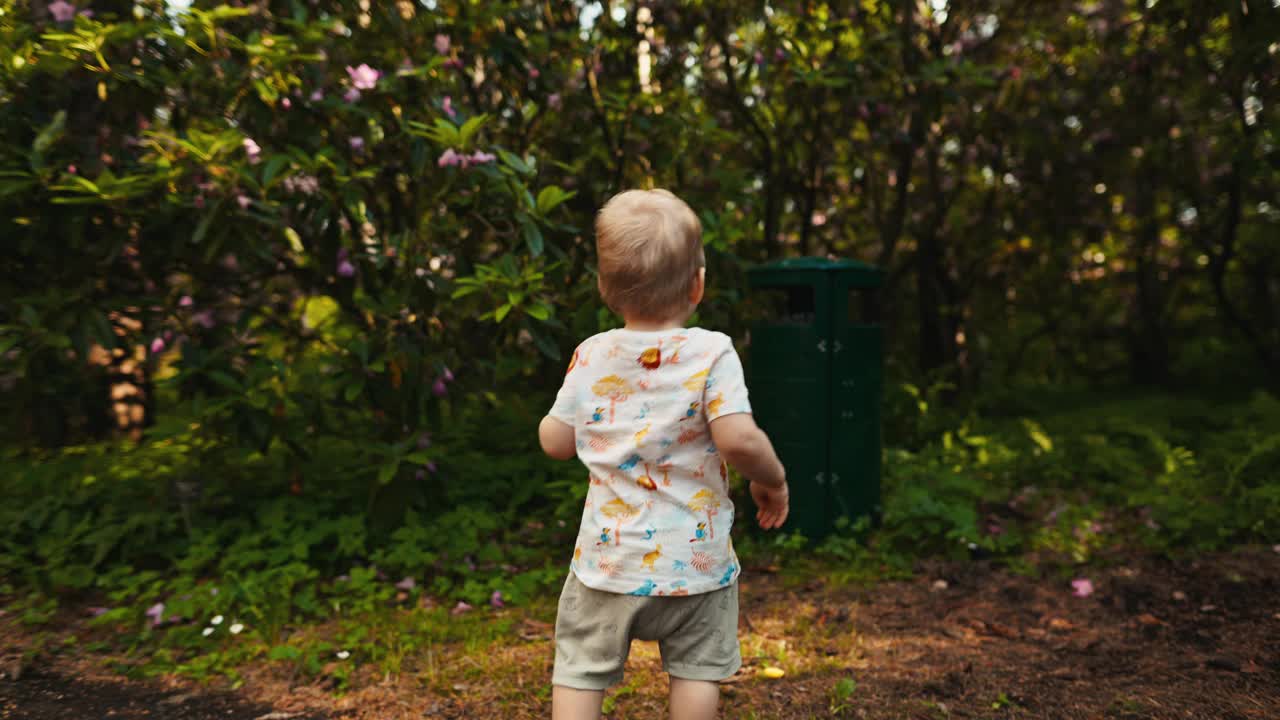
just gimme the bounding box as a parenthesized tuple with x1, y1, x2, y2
(552, 572, 742, 691)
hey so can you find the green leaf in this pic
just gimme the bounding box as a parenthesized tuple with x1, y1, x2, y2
(208, 371, 242, 393)
(494, 304, 512, 322)
(376, 461, 398, 486)
(262, 155, 290, 188)
(522, 219, 544, 256)
(535, 185, 576, 216)
(284, 227, 304, 254)
(344, 380, 363, 402)
(192, 205, 219, 245)
(525, 303, 552, 321)
(498, 149, 533, 176)
(32, 110, 67, 158)
(458, 114, 489, 146)
(405, 451, 433, 465)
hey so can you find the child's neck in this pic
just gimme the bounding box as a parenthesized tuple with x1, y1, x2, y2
(623, 313, 690, 332)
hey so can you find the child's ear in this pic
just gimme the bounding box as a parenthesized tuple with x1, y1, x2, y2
(690, 267, 706, 305)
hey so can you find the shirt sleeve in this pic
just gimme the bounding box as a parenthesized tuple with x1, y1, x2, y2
(704, 334, 752, 421)
(547, 343, 583, 425)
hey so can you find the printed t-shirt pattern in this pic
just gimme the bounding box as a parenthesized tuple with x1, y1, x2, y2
(548, 327, 752, 597)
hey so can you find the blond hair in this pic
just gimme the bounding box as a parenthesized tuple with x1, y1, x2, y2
(595, 189, 705, 321)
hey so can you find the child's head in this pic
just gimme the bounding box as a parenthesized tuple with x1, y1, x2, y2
(595, 189, 705, 323)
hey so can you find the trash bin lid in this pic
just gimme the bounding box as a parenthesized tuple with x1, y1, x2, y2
(748, 256, 884, 287)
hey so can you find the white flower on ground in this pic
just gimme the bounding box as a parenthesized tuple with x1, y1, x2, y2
(336, 650, 351, 660)
(229, 622, 245, 635)
(202, 627, 215, 637)
(211, 615, 224, 625)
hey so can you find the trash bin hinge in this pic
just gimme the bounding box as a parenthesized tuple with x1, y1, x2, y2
(814, 472, 825, 485)
(817, 340, 827, 353)
(830, 473, 840, 484)
(833, 340, 843, 354)
(840, 410, 855, 420)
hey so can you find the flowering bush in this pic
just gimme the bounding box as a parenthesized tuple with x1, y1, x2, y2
(0, 1, 597, 508)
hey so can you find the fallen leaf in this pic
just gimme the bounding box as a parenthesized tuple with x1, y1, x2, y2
(760, 666, 786, 679)
(1048, 618, 1074, 632)
(1137, 613, 1164, 627)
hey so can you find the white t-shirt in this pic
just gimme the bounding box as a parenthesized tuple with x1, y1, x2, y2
(548, 327, 752, 596)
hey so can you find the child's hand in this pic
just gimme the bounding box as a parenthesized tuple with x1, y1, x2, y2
(749, 480, 789, 530)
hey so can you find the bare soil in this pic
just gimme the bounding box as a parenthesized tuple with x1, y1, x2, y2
(3, 547, 1278, 719)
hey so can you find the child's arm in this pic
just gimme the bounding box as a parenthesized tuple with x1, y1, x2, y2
(539, 416, 577, 460)
(709, 414, 789, 529)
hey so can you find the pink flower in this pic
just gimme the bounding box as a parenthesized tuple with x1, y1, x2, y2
(349, 136, 365, 151)
(451, 601, 473, 616)
(527, 65, 540, 78)
(489, 591, 504, 609)
(193, 195, 205, 209)
(426, 461, 437, 474)
(1071, 578, 1094, 598)
(310, 89, 325, 102)
(242, 137, 261, 163)
(337, 259, 356, 278)
(150, 337, 166, 355)
(468, 151, 496, 165)
(48, 1, 76, 22)
(343, 88, 361, 103)
(442, 96, 456, 119)
(346, 64, 382, 90)
(434, 34, 451, 55)
(395, 577, 416, 591)
(547, 93, 562, 110)
(281, 97, 292, 109)
(178, 295, 193, 308)
(432, 377, 448, 397)
(193, 310, 216, 329)
(66, 164, 77, 174)
(1009, 66, 1023, 80)
(753, 50, 764, 65)
(145, 602, 165, 626)
(236, 194, 251, 210)
(442, 366, 454, 382)
(438, 148, 462, 167)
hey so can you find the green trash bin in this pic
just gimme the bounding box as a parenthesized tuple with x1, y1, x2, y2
(743, 257, 884, 540)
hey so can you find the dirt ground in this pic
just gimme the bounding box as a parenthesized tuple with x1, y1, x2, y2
(3, 547, 1278, 720)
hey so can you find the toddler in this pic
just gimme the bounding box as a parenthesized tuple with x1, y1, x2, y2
(538, 189, 789, 720)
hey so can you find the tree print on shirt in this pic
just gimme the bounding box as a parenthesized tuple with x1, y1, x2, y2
(591, 374, 634, 424)
(687, 489, 721, 540)
(600, 497, 639, 546)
